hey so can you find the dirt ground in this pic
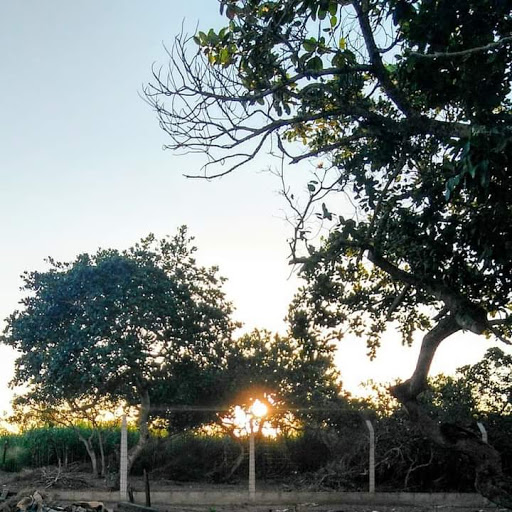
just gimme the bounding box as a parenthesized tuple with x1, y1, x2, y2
(0, 468, 499, 512)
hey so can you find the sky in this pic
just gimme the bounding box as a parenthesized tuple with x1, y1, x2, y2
(0, 1, 503, 415)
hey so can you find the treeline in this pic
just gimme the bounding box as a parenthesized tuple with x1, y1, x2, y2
(1, 409, 510, 492)
(1, 230, 510, 494)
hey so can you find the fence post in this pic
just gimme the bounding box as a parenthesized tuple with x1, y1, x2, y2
(365, 419, 375, 493)
(249, 421, 256, 500)
(120, 414, 128, 501)
(477, 422, 488, 443)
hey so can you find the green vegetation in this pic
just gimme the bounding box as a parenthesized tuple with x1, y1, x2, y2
(2, 227, 238, 473)
(0, 349, 509, 492)
(1, 228, 344, 478)
(145, 0, 512, 505)
(0, 424, 125, 474)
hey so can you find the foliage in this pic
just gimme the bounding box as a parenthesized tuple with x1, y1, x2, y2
(145, 2, 512, 502)
(0, 384, 509, 492)
(221, 328, 344, 428)
(1, 227, 237, 469)
(146, 0, 512, 361)
(9, 395, 123, 476)
(459, 347, 512, 416)
(419, 374, 478, 424)
(140, 325, 343, 436)
(0, 424, 130, 472)
(357, 352, 512, 490)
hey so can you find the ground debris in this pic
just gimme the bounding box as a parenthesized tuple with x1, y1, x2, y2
(0, 489, 110, 512)
(38, 465, 89, 490)
(17, 490, 44, 512)
(66, 502, 110, 512)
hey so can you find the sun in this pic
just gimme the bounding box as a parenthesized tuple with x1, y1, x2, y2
(221, 397, 277, 438)
(250, 399, 268, 418)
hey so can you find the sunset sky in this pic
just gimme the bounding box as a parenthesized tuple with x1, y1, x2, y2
(0, 0, 499, 414)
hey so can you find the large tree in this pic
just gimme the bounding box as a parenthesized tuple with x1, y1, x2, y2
(1, 227, 238, 472)
(145, 0, 512, 505)
(151, 322, 344, 433)
(199, 327, 344, 480)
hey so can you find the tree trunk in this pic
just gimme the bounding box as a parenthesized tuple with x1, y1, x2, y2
(97, 429, 106, 478)
(225, 439, 245, 481)
(127, 386, 151, 474)
(76, 429, 99, 477)
(391, 315, 512, 509)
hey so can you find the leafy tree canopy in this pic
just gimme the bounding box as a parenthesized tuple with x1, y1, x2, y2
(145, 0, 511, 359)
(3, 227, 346, 471)
(153, 325, 344, 434)
(225, 328, 344, 423)
(145, 0, 512, 504)
(1, 227, 238, 468)
(459, 347, 512, 417)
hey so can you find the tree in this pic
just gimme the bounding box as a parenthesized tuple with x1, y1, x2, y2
(222, 327, 344, 430)
(459, 349, 512, 480)
(362, 358, 512, 491)
(10, 394, 117, 477)
(145, 0, 512, 505)
(224, 327, 342, 413)
(459, 347, 512, 417)
(1, 227, 238, 472)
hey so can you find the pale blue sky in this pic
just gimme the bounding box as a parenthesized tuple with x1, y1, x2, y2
(0, 0, 298, 323)
(0, 0, 302, 410)
(0, 1, 497, 413)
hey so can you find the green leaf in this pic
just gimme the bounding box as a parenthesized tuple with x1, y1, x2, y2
(207, 29, 219, 44)
(306, 56, 324, 72)
(332, 52, 345, 68)
(303, 38, 317, 52)
(219, 48, 230, 65)
(321, 203, 333, 221)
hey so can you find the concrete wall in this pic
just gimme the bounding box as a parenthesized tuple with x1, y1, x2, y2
(50, 489, 495, 508)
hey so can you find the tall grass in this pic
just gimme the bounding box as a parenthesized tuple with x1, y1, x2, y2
(0, 424, 137, 472)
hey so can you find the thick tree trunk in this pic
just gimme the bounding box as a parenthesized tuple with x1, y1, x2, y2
(127, 386, 151, 474)
(391, 315, 512, 509)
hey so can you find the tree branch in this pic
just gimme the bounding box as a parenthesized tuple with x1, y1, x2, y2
(396, 315, 461, 400)
(409, 35, 512, 60)
(367, 249, 489, 334)
(353, 0, 413, 117)
(488, 325, 511, 346)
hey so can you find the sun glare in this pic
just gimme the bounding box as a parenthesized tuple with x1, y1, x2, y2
(250, 399, 268, 418)
(223, 397, 277, 438)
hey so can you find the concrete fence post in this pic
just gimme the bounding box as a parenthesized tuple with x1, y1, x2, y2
(477, 422, 488, 443)
(120, 414, 128, 501)
(249, 423, 256, 500)
(365, 419, 375, 493)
